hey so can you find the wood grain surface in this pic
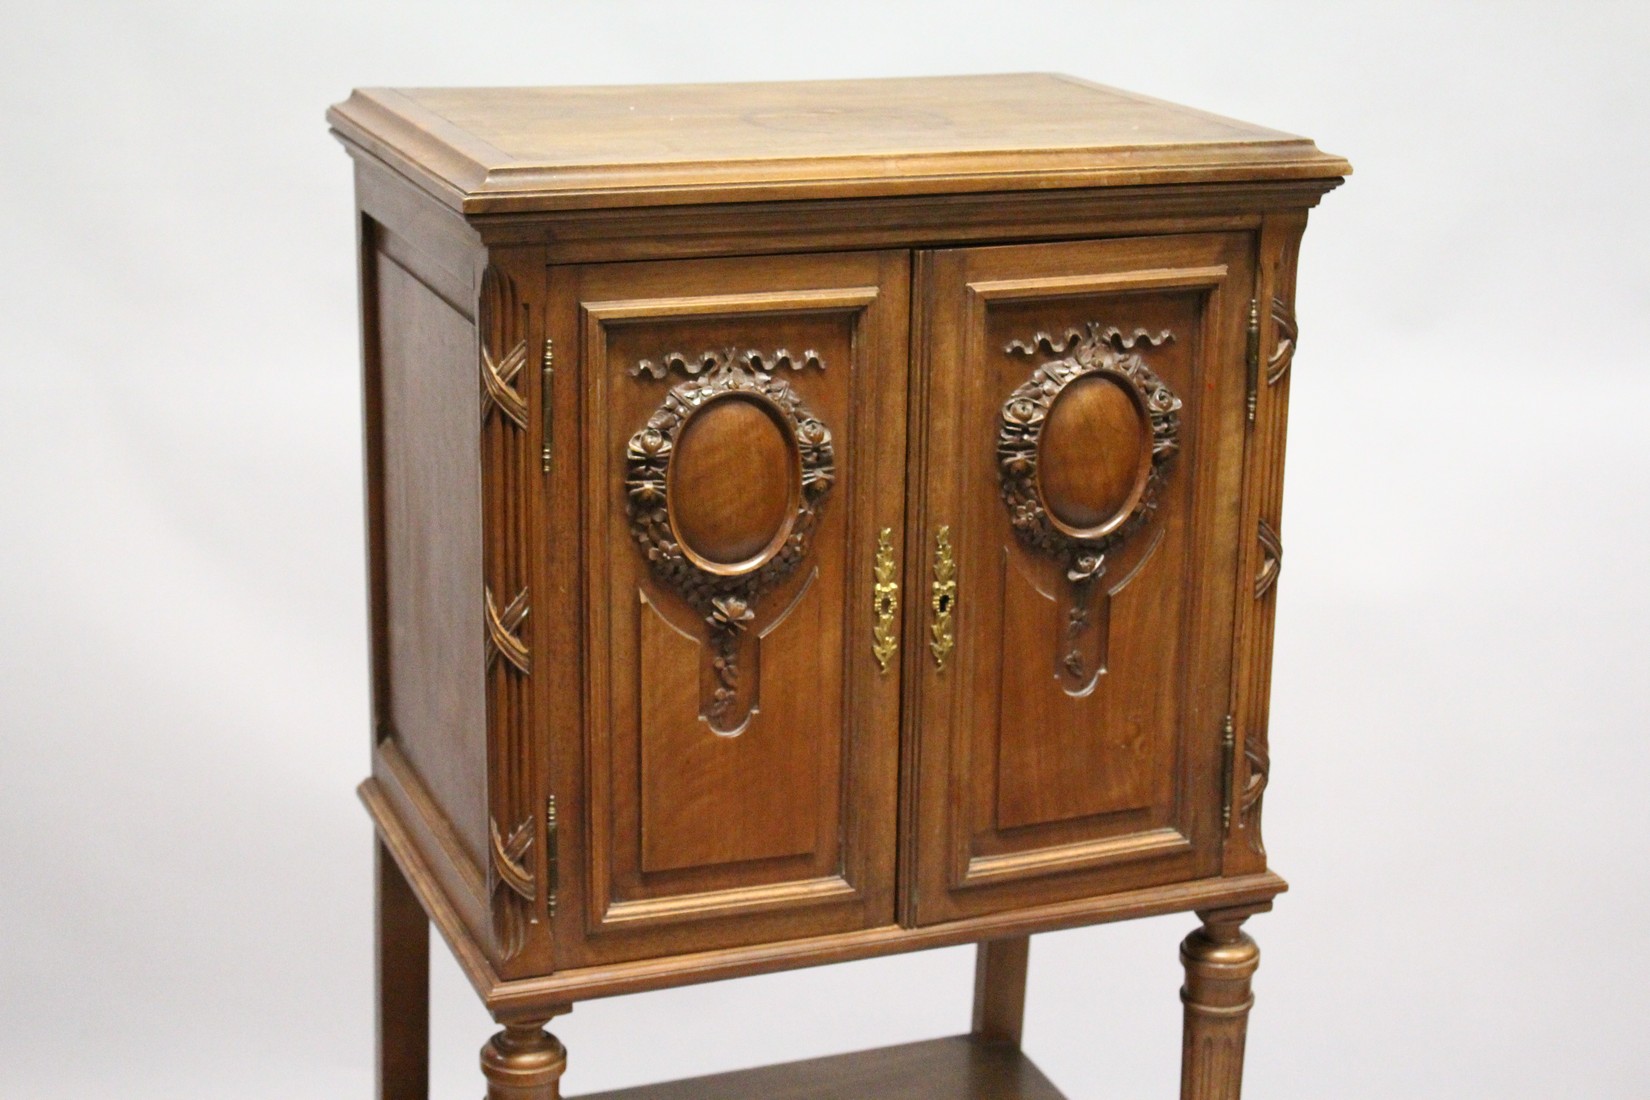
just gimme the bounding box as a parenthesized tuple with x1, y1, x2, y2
(329, 73, 1349, 212)
(573, 1036, 1066, 1100)
(906, 234, 1250, 925)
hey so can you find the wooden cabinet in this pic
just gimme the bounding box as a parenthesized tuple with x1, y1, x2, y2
(329, 73, 1347, 1099)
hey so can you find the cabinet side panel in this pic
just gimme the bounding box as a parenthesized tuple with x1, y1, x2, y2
(376, 249, 488, 870)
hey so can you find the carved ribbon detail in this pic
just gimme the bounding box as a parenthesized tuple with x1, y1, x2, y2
(482, 339, 530, 428)
(478, 264, 537, 963)
(480, 266, 530, 429)
(626, 348, 833, 731)
(490, 818, 535, 901)
(485, 586, 531, 674)
(631, 347, 822, 381)
(1005, 326, 1174, 362)
(489, 816, 535, 961)
(1240, 730, 1270, 858)
(1255, 518, 1283, 600)
(1267, 296, 1296, 386)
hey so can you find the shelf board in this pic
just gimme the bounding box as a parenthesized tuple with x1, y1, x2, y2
(573, 1035, 1066, 1100)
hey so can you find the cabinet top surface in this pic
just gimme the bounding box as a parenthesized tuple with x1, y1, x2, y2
(328, 72, 1349, 214)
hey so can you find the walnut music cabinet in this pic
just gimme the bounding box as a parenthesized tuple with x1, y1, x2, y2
(328, 73, 1347, 1099)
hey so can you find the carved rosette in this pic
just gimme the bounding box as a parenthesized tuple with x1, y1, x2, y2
(999, 324, 1182, 684)
(479, 264, 537, 963)
(626, 349, 834, 731)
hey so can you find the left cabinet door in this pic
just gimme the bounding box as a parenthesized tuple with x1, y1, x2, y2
(550, 251, 910, 965)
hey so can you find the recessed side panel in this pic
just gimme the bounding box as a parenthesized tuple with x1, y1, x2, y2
(375, 246, 489, 872)
(910, 234, 1253, 924)
(554, 250, 909, 965)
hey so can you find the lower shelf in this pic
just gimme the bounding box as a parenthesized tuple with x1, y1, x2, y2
(573, 1035, 1066, 1100)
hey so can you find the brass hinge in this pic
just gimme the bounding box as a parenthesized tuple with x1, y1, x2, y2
(1245, 298, 1260, 425)
(541, 338, 555, 474)
(545, 794, 559, 916)
(1220, 714, 1237, 832)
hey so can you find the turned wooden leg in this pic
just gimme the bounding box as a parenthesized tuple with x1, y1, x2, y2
(481, 1014, 569, 1100)
(971, 935, 1030, 1047)
(1179, 908, 1263, 1100)
(376, 836, 429, 1100)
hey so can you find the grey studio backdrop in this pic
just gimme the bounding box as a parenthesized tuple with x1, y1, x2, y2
(2, 3, 1646, 1097)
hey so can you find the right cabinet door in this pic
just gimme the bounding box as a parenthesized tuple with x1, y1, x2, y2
(906, 234, 1254, 924)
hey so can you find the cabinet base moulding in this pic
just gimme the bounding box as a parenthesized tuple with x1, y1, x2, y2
(362, 777, 1286, 1015)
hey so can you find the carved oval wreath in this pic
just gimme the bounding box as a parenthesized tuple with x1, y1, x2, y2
(625, 350, 835, 624)
(998, 325, 1183, 580)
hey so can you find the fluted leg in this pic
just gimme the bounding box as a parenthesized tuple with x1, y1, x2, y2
(1179, 908, 1262, 1100)
(481, 1016, 569, 1100)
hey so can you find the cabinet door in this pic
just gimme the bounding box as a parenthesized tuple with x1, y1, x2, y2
(552, 251, 908, 964)
(905, 235, 1252, 924)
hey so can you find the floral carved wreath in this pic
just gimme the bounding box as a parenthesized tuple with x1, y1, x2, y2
(997, 323, 1183, 583)
(624, 348, 834, 726)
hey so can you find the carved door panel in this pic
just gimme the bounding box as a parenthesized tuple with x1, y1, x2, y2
(553, 251, 909, 965)
(905, 234, 1253, 924)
